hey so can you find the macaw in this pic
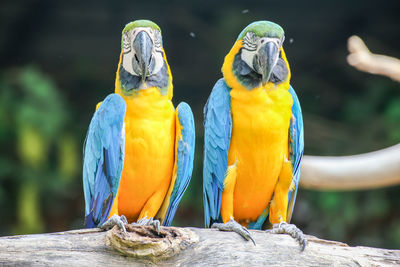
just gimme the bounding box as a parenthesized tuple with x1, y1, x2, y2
(83, 20, 195, 233)
(203, 21, 305, 250)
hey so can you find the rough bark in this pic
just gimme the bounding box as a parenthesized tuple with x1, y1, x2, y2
(0, 227, 399, 266)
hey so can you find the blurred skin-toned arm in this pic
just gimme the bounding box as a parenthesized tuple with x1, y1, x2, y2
(299, 36, 400, 191)
(347, 35, 400, 82)
(300, 144, 400, 190)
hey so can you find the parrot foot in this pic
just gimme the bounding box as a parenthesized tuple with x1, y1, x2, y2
(132, 216, 161, 235)
(267, 222, 307, 251)
(211, 218, 256, 245)
(100, 214, 128, 234)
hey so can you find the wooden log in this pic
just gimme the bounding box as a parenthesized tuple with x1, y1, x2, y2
(0, 227, 399, 266)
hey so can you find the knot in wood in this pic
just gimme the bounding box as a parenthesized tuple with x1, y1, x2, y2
(106, 224, 199, 263)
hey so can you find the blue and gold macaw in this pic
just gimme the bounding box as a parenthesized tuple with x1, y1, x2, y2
(203, 21, 305, 249)
(83, 20, 195, 233)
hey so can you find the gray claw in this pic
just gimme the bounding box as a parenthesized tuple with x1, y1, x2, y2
(268, 222, 307, 251)
(212, 219, 256, 245)
(100, 214, 127, 234)
(132, 216, 161, 235)
(120, 215, 128, 224)
(152, 218, 161, 235)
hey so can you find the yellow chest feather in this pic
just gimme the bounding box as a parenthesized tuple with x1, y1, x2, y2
(117, 88, 176, 221)
(228, 86, 293, 222)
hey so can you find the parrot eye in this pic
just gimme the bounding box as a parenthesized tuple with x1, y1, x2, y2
(243, 32, 258, 52)
(123, 31, 131, 53)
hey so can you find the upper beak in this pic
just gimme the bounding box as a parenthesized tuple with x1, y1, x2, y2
(254, 41, 279, 85)
(132, 31, 153, 82)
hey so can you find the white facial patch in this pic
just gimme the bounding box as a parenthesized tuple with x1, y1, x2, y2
(241, 31, 282, 73)
(241, 49, 256, 71)
(151, 29, 164, 76)
(121, 27, 164, 76)
(241, 32, 258, 71)
(122, 52, 136, 75)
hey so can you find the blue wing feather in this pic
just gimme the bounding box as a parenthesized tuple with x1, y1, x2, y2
(203, 78, 232, 227)
(83, 94, 126, 228)
(163, 102, 195, 226)
(286, 86, 304, 222)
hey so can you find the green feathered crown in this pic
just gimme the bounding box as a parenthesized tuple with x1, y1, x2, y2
(122, 20, 161, 34)
(121, 20, 162, 50)
(237, 21, 284, 40)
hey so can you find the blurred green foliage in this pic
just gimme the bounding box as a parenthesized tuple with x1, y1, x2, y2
(0, 66, 81, 234)
(297, 187, 400, 249)
(0, 0, 399, 250)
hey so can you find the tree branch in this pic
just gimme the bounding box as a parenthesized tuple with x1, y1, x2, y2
(0, 227, 399, 266)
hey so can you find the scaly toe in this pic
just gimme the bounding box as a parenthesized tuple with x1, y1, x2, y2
(100, 214, 127, 234)
(134, 216, 149, 226)
(268, 222, 307, 251)
(132, 217, 161, 235)
(212, 219, 256, 245)
(120, 215, 128, 225)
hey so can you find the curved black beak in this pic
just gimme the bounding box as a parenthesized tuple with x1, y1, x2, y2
(132, 31, 153, 82)
(253, 41, 279, 85)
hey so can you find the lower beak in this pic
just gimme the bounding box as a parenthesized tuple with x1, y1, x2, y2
(254, 41, 279, 85)
(133, 31, 153, 82)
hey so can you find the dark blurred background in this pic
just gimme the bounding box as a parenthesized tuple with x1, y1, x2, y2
(0, 0, 399, 249)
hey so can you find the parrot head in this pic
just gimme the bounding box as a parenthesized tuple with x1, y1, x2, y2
(117, 20, 172, 95)
(222, 21, 291, 90)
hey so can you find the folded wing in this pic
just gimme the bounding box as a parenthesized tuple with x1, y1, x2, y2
(286, 86, 304, 222)
(203, 78, 233, 227)
(83, 94, 126, 228)
(161, 102, 195, 226)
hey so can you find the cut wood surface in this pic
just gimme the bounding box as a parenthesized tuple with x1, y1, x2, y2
(0, 227, 399, 266)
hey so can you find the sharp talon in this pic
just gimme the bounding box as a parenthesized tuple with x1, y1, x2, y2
(300, 239, 307, 252)
(248, 234, 256, 246)
(120, 223, 127, 234)
(153, 220, 160, 235)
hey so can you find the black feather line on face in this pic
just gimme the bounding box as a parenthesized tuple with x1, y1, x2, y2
(119, 58, 169, 94)
(269, 56, 289, 84)
(232, 51, 261, 89)
(232, 48, 289, 89)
